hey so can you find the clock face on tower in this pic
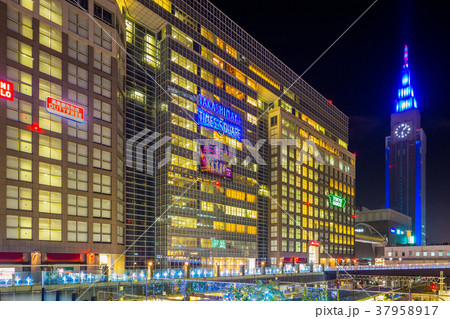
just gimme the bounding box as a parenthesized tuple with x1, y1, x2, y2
(394, 123, 412, 138)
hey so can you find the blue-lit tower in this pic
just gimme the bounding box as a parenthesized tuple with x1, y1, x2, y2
(385, 45, 426, 245)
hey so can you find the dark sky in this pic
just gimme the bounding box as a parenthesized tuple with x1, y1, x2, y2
(210, 0, 450, 243)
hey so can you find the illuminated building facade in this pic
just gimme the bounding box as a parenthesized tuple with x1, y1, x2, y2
(0, 0, 355, 272)
(0, 0, 126, 271)
(385, 46, 426, 246)
(122, 0, 355, 269)
(268, 107, 356, 267)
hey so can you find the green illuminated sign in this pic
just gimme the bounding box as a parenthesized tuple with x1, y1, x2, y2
(328, 194, 347, 208)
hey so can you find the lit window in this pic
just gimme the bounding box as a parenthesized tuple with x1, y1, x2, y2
(39, 106, 62, 133)
(117, 226, 124, 245)
(6, 125, 32, 153)
(39, 190, 62, 214)
(39, 0, 62, 25)
(6, 185, 32, 211)
(67, 194, 88, 217)
(7, 36, 33, 68)
(7, 66, 32, 96)
(68, 168, 88, 191)
(68, 120, 88, 140)
(6, 215, 32, 240)
(93, 124, 112, 146)
(144, 34, 157, 66)
(93, 75, 112, 98)
(39, 79, 61, 101)
(39, 51, 62, 79)
(7, 7, 33, 39)
(117, 180, 124, 200)
(93, 50, 112, 74)
(39, 135, 62, 160)
(225, 44, 237, 59)
(67, 221, 88, 242)
(171, 72, 196, 94)
(68, 10, 88, 38)
(171, 50, 196, 73)
(94, 24, 112, 51)
(6, 156, 32, 182)
(68, 37, 88, 63)
(117, 203, 124, 222)
(68, 64, 88, 89)
(67, 142, 88, 165)
(171, 27, 192, 49)
(6, 99, 32, 124)
(38, 218, 61, 241)
(93, 223, 111, 242)
(39, 22, 62, 52)
(39, 162, 62, 187)
(93, 173, 111, 194)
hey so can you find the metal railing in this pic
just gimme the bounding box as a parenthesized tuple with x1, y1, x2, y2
(0, 265, 324, 288)
(325, 262, 450, 271)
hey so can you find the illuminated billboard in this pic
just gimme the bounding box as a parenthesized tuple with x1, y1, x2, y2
(198, 95, 241, 125)
(197, 109, 241, 141)
(328, 194, 347, 208)
(0, 79, 14, 101)
(199, 144, 232, 179)
(46, 97, 84, 123)
(197, 95, 242, 141)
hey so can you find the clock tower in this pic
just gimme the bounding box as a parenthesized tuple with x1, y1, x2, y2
(385, 45, 427, 245)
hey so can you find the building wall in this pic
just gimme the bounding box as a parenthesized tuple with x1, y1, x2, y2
(123, 0, 354, 269)
(0, 0, 126, 270)
(385, 245, 450, 264)
(268, 107, 356, 266)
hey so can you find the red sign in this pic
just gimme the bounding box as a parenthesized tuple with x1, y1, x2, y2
(46, 97, 84, 122)
(310, 241, 320, 246)
(0, 79, 14, 101)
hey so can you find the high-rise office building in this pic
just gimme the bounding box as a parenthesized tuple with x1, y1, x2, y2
(386, 45, 426, 246)
(0, 0, 355, 272)
(268, 107, 355, 267)
(0, 0, 127, 271)
(123, 0, 355, 269)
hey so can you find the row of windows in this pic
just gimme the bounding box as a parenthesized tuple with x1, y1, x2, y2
(5, 215, 120, 243)
(5, 184, 121, 219)
(270, 240, 353, 254)
(168, 216, 256, 234)
(5, 160, 112, 192)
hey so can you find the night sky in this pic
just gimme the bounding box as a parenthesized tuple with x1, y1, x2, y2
(210, 0, 450, 243)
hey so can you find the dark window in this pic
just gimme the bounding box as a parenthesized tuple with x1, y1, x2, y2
(270, 116, 278, 127)
(94, 3, 114, 27)
(67, 0, 89, 11)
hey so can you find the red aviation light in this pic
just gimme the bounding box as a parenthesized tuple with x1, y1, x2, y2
(29, 123, 42, 133)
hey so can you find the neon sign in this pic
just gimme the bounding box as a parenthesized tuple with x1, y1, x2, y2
(0, 79, 14, 101)
(197, 109, 242, 141)
(46, 97, 84, 123)
(310, 241, 320, 246)
(328, 194, 347, 208)
(198, 95, 241, 125)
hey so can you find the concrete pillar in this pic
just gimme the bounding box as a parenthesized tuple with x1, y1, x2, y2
(184, 262, 190, 278)
(215, 264, 220, 277)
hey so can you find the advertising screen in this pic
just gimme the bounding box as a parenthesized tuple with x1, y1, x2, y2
(199, 145, 232, 179)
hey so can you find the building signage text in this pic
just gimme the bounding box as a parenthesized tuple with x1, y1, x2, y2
(46, 97, 84, 123)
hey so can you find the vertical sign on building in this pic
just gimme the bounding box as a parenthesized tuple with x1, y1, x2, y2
(0, 79, 14, 101)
